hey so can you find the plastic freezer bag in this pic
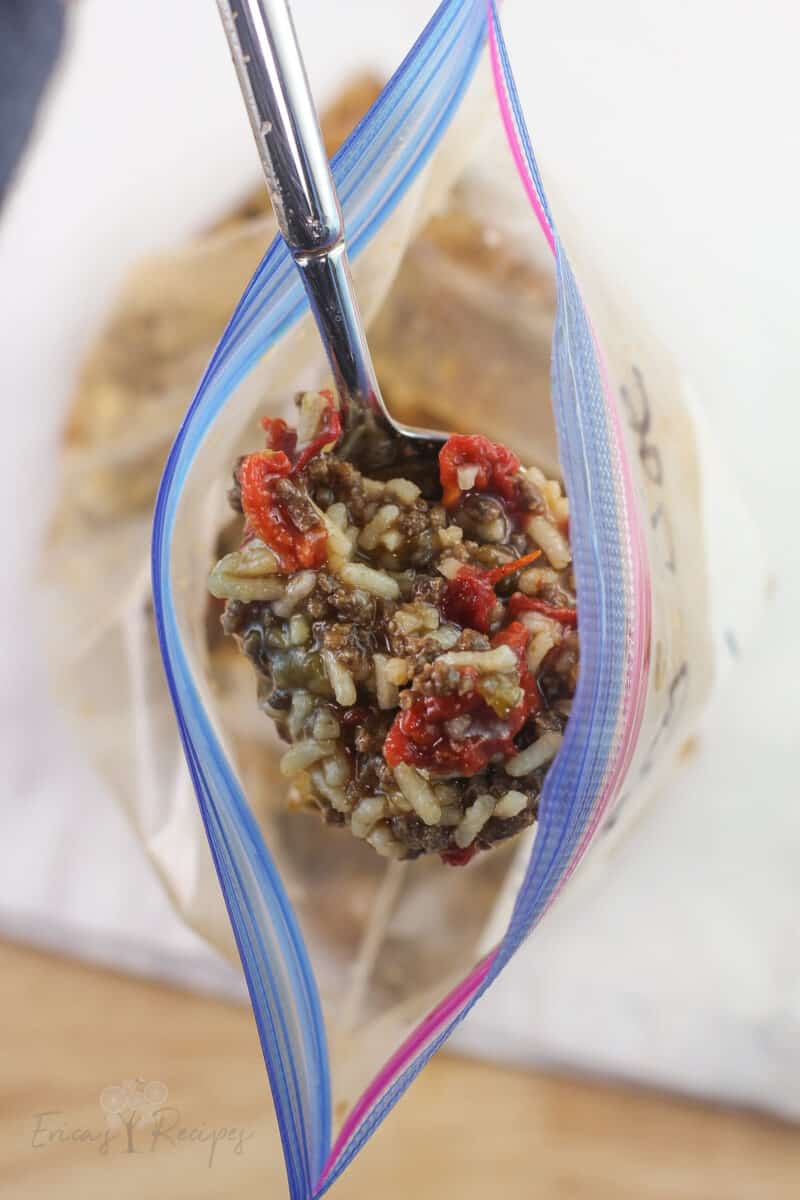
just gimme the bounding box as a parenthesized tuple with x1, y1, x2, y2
(152, 1, 712, 1194)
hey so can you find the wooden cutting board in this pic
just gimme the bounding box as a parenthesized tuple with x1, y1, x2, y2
(3, 940, 799, 1200)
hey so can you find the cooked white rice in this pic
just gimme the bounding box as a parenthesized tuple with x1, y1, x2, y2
(439, 644, 517, 673)
(321, 650, 357, 706)
(339, 562, 400, 599)
(506, 731, 563, 777)
(393, 762, 442, 826)
(454, 793, 496, 848)
(525, 514, 571, 570)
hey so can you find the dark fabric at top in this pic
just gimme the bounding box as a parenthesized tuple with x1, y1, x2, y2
(0, 0, 65, 205)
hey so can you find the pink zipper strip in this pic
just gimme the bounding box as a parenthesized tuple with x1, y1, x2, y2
(316, 952, 496, 1189)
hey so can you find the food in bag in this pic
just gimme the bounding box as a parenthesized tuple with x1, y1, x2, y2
(45, 1, 716, 1194)
(211, 390, 578, 863)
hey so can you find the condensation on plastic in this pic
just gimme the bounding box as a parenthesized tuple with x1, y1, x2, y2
(152, 1, 711, 1196)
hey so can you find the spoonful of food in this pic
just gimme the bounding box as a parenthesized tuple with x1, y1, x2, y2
(211, 1, 577, 868)
(217, 0, 447, 471)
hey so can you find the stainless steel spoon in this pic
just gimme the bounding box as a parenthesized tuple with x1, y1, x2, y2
(217, 0, 447, 473)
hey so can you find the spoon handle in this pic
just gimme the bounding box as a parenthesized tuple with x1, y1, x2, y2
(217, 0, 383, 423)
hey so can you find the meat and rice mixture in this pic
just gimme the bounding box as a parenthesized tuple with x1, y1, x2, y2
(209, 390, 578, 865)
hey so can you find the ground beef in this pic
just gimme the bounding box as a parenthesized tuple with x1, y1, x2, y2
(330, 586, 376, 623)
(477, 803, 538, 848)
(387, 816, 453, 858)
(273, 477, 322, 532)
(452, 493, 507, 540)
(516, 473, 547, 514)
(321, 622, 376, 681)
(411, 575, 446, 606)
(306, 455, 370, 523)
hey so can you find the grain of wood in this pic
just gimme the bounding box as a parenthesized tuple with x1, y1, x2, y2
(2, 941, 799, 1200)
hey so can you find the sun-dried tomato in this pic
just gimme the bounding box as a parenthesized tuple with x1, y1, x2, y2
(294, 389, 342, 471)
(384, 693, 502, 775)
(442, 551, 542, 634)
(259, 391, 341, 470)
(260, 416, 298, 458)
(239, 392, 342, 570)
(440, 844, 479, 867)
(438, 434, 522, 508)
(508, 593, 578, 627)
(239, 450, 327, 572)
(383, 622, 542, 776)
(442, 568, 497, 633)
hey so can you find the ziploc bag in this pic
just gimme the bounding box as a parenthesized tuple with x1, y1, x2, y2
(152, 1, 712, 1194)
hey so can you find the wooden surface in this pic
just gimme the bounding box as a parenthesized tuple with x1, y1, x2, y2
(3, 940, 799, 1199)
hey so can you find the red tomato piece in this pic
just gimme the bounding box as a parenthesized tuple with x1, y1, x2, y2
(442, 552, 542, 635)
(442, 568, 497, 633)
(440, 844, 479, 867)
(238, 450, 327, 572)
(438, 434, 522, 508)
(384, 685, 495, 775)
(383, 622, 542, 776)
(294, 389, 343, 471)
(260, 416, 298, 458)
(238, 392, 342, 570)
(259, 391, 341, 469)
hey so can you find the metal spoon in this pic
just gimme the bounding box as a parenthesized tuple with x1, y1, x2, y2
(217, 0, 447, 473)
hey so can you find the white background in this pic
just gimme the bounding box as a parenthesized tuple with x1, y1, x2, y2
(1, 1, 799, 1115)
